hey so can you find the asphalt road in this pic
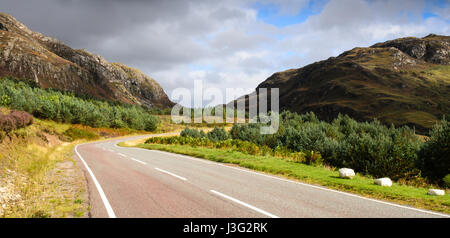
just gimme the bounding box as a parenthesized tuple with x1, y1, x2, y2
(74, 133, 449, 218)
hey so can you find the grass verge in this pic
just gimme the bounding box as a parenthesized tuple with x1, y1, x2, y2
(0, 132, 87, 217)
(0, 116, 151, 218)
(136, 143, 450, 214)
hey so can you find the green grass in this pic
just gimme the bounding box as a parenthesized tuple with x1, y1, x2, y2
(136, 143, 450, 214)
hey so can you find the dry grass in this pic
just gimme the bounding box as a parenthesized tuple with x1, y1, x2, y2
(0, 131, 87, 217)
(0, 117, 148, 218)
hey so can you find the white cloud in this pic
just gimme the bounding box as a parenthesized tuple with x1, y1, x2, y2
(1, 0, 449, 107)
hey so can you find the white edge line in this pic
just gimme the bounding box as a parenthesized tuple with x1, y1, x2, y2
(210, 190, 279, 218)
(216, 164, 450, 218)
(75, 144, 116, 218)
(155, 167, 187, 181)
(118, 153, 127, 157)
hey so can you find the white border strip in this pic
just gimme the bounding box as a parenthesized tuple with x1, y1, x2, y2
(75, 144, 116, 218)
(155, 167, 187, 181)
(210, 190, 279, 218)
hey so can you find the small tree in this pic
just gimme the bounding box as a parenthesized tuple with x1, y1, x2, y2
(418, 119, 450, 182)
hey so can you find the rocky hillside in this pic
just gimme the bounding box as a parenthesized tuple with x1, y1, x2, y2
(245, 34, 450, 132)
(0, 13, 173, 109)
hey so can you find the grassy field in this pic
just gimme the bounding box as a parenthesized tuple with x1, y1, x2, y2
(135, 143, 450, 214)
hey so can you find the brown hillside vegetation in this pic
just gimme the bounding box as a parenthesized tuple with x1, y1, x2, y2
(0, 110, 33, 133)
(243, 34, 450, 133)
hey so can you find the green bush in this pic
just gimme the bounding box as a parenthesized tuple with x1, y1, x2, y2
(0, 77, 159, 131)
(206, 127, 229, 142)
(228, 111, 424, 180)
(304, 150, 323, 166)
(180, 127, 206, 138)
(148, 110, 448, 183)
(443, 174, 450, 188)
(63, 127, 99, 141)
(330, 127, 422, 179)
(418, 119, 450, 182)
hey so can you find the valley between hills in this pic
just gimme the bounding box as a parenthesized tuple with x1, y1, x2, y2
(0, 12, 449, 218)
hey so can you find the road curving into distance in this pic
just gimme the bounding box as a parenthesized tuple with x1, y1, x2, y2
(74, 133, 449, 218)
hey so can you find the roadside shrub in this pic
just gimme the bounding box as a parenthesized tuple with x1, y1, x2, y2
(111, 119, 126, 129)
(418, 119, 450, 182)
(0, 113, 16, 132)
(291, 151, 306, 163)
(144, 116, 159, 131)
(304, 150, 323, 166)
(230, 123, 264, 144)
(206, 127, 229, 142)
(443, 174, 450, 188)
(63, 127, 99, 141)
(180, 127, 206, 138)
(9, 110, 34, 128)
(227, 111, 424, 180)
(331, 127, 422, 179)
(148, 110, 449, 182)
(0, 110, 33, 133)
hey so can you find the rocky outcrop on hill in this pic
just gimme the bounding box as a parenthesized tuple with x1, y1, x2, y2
(371, 34, 450, 65)
(241, 34, 450, 132)
(0, 13, 173, 108)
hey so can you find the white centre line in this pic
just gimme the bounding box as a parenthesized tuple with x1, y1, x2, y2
(115, 151, 147, 165)
(155, 168, 187, 181)
(210, 190, 279, 218)
(129, 157, 147, 165)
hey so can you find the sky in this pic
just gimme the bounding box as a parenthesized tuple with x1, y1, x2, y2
(1, 0, 449, 107)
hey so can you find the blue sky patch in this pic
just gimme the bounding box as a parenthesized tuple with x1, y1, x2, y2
(254, 0, 328, 27)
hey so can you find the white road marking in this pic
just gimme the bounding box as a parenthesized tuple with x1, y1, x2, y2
(155, 168, 187, 181)
(129, 145, 450, 218)
(85, 132, 450, 218)
(130, 157, 147, 165)
(75, 144, 116, 218)
(210, 190, 279, 218)
(148, 149, 216, 165)
(216, 164, 450, 218)
(128, 147, 216, 165)
(114, 151, 147, 165)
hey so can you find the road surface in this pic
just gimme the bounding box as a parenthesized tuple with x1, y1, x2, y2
(74, 133, 449, 218)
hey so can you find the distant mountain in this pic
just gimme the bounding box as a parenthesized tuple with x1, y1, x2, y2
(241, 34, 450, 132)
(0, 13, 174, 108)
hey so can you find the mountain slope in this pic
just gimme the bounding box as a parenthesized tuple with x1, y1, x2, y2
(0, 13, 173, 108)
(247, 34, 450, 132)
